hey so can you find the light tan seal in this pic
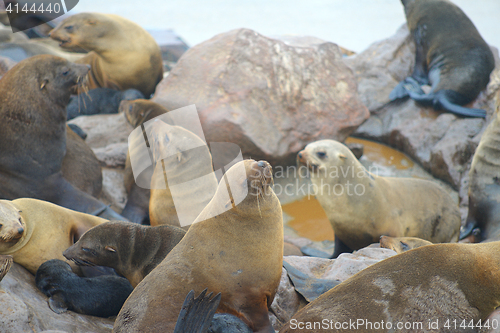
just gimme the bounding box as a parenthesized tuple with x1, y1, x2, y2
(298, 139, 461, 258)
(50, 13, 163, 97)
(379, 236, 432, 254)
(146, 119, 218, 228)
(63, 221, 186, 287)
(280, 241, 500, 332)
(390, 0, 495, 118)
(113, 159, 283, 333)
(0, 198, 107, 274)
(462, 104, 500, 241)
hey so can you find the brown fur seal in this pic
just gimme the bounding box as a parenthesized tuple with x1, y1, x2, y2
(462, 106, 500, 241)
(0, 254, 13, 282)
(280, 241, 500, 333)
(62, 124, 102, 197)
(63, 221, 186, 287)
(113, 160, 284, 333)
(298, 139, 461, 258)
(390, 0, 495, 118)
(379, 236, 432, 254)
(50, 13, 163, 97)
(146, 119, 218, 227)
(0, 54, 124, 220)
(0, 198, 107, 274)
(120, 99, 170, 224)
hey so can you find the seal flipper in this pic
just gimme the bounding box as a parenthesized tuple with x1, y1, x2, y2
(408, 90, 486, 118)
(389, 77, 425, 101)
(48, 293, 69, 314)
(173, 289, 221, 333)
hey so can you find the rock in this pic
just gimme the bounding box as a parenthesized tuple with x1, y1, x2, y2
(347, 24, 500, 192)
(0, 264, 113, 333)
(282, 247, 396, 302)
(92, 143, 128, 168)
(100, 168, 127, 211)
(68, 114, 134, 149)
(153, 28, 369, 165)
(270, 267, 305, 331)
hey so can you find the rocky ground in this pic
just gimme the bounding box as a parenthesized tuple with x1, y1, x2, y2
(1, 23, 500, 332)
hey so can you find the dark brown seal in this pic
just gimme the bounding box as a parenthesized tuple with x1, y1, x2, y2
(50, 13, 163, 97)
(390, 0, 495, 118)
(121, 99, 169, 128)
(63, 221, 186, 287)
(114, 160, 284, 333)
(280, 241, 500, 333)
(0, 54, 123, 220)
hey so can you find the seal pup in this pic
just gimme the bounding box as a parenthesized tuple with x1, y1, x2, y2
(379, 236, 432, 254)
(298, 139, 461, 258)
(36, 259, 133, 317)
(50, 13, 163, 97)
(0, 198, 107, 274)
(120, 100, 169, 224)
(280, 241, 500, 333)
(146, 120, 218, 228)
(113, 160, 284, 333)
(389, 0, 495, 118)
(63, 221, 186, 287)
(0, 54, 124, 220)
(66, 88, 144, 120)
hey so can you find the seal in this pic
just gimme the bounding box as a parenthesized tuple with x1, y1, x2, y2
(0, 254, 13, 282)
(279, 241, 500, 333)
(146, 120, 218, 227)
(121, 99, 169, 128)
(462, 106, 500, 241)
(297, 139, 461, 258)
(63, 221, 186, 287)
(113, 160, 284, 333)
(35, 259, 133, 317)
(389, 0, 495, 118)
(50, 13, 164, 97)
(0, 198, 107, 274)
(379, 235, 432, 254)
(120, 99, 170, 224)
(67, 88, 144, 120)
(0, 54, 124, 220)
(62, 124, 102, 197)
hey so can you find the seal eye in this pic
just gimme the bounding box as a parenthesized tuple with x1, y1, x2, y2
(62, 70, 69, 76)
(400, 242, 409, 251)
(64, 25, 74, 32)
(316, 151, 326, 159)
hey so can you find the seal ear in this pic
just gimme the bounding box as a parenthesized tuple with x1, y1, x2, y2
(40, 79, 49, 90)
(105, 246, 117, 253)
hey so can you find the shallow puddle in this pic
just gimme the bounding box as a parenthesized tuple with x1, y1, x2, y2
(345, 137, 414, 170)
(281, 196, 333, 242)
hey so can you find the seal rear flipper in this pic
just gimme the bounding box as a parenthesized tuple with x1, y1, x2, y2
(173, 289, 221, 333)
(48, 293, 68, 314)
(435, 91, 486, 118)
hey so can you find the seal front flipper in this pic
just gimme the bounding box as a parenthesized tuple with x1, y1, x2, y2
(173, 289, 221, 333)
(48, 293, 69, 314)
(389, 77, 425, 101)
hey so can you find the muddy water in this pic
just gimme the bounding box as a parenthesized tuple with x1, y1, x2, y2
(282, 137, 434, 242)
